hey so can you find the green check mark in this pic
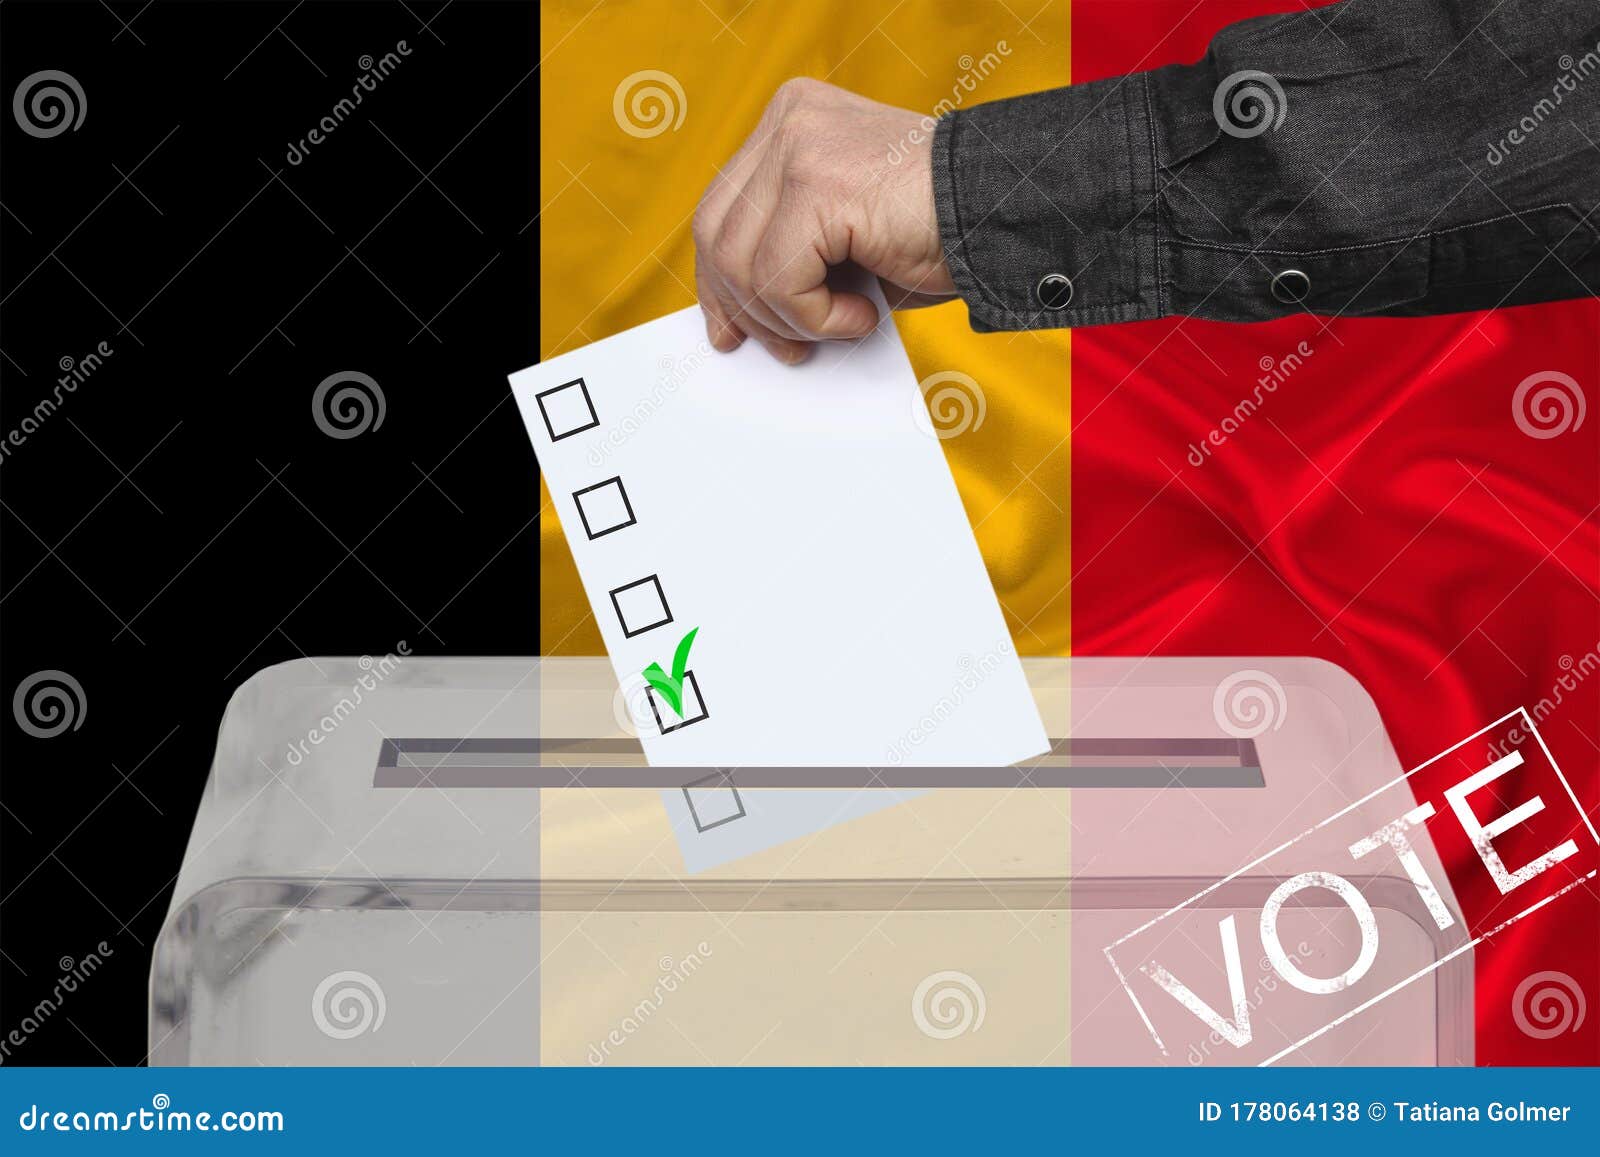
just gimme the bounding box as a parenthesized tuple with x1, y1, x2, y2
(641, 627, 698, 718)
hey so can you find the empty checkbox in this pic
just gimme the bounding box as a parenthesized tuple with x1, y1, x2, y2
(608, 574, 673, 638)
(646, 669, 709, 734)
(534, 378, 600, 442)
(572, 476, 637, 540)
(682, 770, 744, 832)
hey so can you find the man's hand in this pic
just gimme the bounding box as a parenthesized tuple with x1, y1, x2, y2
(693, 78, 953, 363)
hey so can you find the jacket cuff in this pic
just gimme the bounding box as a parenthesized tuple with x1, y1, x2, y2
(932, 73, 1163, 331)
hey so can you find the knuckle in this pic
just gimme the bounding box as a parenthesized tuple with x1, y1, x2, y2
(784, 139, 825, 185)
(774, 76, 822, 107)
(709, 234, 748, 288)
(691, 211, 713, 252)
(749, 243, 780, 286)
(695, 275, 724, 318)
(774, 117, 832, 182)
(750, 236, 796, 293)
(751, 265, 786, 311)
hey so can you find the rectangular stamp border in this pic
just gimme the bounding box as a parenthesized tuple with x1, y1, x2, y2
(1102, 705, 1600, 1066)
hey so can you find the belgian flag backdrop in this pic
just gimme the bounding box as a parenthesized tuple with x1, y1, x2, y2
(537, 0, 1600, 1066)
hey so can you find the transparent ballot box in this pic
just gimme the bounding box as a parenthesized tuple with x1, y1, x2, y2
(150, 657, 1472, 1066)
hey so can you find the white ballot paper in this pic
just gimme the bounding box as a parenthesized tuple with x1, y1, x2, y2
(509, 294, 1047, 778)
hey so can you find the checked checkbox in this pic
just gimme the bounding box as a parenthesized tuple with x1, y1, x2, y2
(646, 668, 709, 734)
(608, 574, 673, 638)
(572, 476, 637, 540)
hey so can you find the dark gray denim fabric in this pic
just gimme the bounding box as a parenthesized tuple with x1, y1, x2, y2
(932, 0, 1600, 330)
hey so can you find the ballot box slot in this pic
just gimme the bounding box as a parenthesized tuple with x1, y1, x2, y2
(373, 736, 1264, 788)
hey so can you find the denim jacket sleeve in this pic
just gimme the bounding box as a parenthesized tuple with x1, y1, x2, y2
(932, 0, 1600, 330)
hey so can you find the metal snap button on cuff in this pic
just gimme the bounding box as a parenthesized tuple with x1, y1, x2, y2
(1035, 273, 1074, 310)
(1270, 268, 1311, 304)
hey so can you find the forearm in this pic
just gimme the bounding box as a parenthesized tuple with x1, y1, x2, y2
(934, 0, 1600, 330)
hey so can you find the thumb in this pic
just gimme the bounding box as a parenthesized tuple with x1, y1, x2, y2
(763, 270, 881, 341)
(752, 198, 881, 340)
(794, 285, 880, 340)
